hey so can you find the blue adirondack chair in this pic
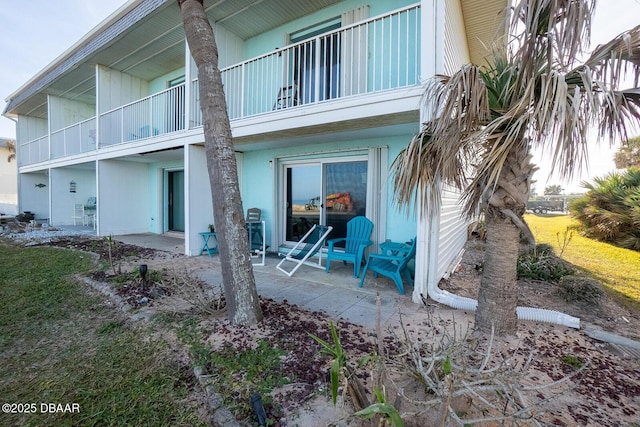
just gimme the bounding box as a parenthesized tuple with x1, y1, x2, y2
(325, 216, 374, 278)
(359, 238, 416, 294)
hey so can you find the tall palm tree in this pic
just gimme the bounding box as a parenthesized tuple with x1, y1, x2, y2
(393, 0, 640, 336)
(177, 0, 263, 326)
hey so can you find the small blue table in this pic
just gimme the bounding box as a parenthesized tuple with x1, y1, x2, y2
(199, 232, 219, 256)
(379, 240, 411, 256)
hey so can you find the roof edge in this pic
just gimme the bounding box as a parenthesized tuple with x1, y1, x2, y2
(3, 0, 147, 107)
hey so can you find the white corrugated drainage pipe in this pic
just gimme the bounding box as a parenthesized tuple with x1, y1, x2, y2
(427, 278, 581, 329)
(416, 186, 580, 330)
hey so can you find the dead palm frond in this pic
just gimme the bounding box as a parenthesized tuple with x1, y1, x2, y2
(395, 0, 640, 220)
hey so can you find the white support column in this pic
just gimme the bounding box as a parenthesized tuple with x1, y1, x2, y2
(413, 0, 446, 304)
(46, 94, 52, 161)
(95, 64, 101, 148)
(184, 39, 192, 130)
(183, 143, 190, 256)
(95, 160, 100, 234)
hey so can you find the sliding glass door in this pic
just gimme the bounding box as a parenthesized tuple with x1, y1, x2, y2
(285, 164, 321, 241)
(283, 159, 367, 243)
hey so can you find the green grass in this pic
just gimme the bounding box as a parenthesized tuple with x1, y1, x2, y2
(526, 214, 640, 307)
(0, 241, 204, 427)
(177, 320, 289, 420)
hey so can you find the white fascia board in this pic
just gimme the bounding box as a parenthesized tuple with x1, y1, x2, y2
(231, 87, 424, 138)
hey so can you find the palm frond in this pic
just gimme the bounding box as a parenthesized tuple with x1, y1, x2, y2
(583, 24, 640, 83)
(393, 65, 491, 217)
(394, 0, 640, 224)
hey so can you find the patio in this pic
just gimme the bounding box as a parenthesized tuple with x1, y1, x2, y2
(112, 232, 418, 330)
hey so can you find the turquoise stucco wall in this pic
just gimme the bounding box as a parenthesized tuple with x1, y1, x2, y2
(240, 133, 418, 246)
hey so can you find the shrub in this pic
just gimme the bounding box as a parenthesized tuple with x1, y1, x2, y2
(517, 244, 573, 281)
(557, 276, 604, 307)
(568, 168, 640, 251)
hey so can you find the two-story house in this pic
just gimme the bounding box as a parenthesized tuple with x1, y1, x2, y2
(3, 0, 507, 304)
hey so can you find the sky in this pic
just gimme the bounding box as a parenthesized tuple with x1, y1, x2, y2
(0, 0, 639, 193)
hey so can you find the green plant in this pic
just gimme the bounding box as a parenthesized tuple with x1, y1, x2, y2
(561, 355, 584, 368)
(355, 386, 404, 427)
(517, 244, 574, 281)
(557, 275, 604, 307)
(569, 168, 640, 251)
(206, 339, 287, 418)
(176, 318, 210, 367)
(556, 226, 574, 258)
(309, 321, 370, 411)
(309, 322, 346, 406)
(104, 234, 118, 274)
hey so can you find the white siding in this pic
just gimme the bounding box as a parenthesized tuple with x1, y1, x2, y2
(98, 159, 151, 235)
(18, 172, 49, 221)
(436, 185, 469, 279)
(212, 24, 245, 69)
(16, 115, 47, 143)
(0, 146, 18, 215)
(97, 65, 149, 113)
(443, 0, 470, 75)
(49, 167, 95, 226)
(48, 96, 95, 132)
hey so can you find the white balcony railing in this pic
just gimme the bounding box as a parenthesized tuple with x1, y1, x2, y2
(99, 84, 185, 147)
(192, 3, 420, 124)
(18, 135, 49, 166)
(50, 117, 97, 159)
(19, 5, 420, 166)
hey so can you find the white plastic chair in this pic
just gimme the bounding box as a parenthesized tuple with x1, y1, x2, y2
(72, 204, 84, 225)
(276, 225, 333, 277)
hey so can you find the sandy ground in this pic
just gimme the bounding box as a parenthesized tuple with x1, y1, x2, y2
(10, 232, 640, 426)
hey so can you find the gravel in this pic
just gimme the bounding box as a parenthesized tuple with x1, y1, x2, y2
(2, 226, 95, 242)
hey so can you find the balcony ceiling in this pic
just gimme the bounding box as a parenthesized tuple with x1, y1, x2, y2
(5, 0, 344, 119)
(7, 0, 508, 121)
(460, 0, 509, 65)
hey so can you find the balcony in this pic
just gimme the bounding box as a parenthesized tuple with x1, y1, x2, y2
(18, 4, 421, 167)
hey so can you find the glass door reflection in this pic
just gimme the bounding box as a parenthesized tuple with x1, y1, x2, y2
(284, 160, 368, 244)
(324, 161, 367, 243)
(286, 165, 321, 242)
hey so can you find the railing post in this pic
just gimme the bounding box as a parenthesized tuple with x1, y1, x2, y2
(314, 36, 321, 103)
(121, 108, 125, 144)
(149, 94, 153, 135)
(241, 62, 246, 118)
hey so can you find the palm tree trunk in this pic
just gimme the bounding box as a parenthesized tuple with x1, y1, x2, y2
(475, 209, 520, 335)
(475, 144, 534, 335)
(178, 0, 263, 326)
